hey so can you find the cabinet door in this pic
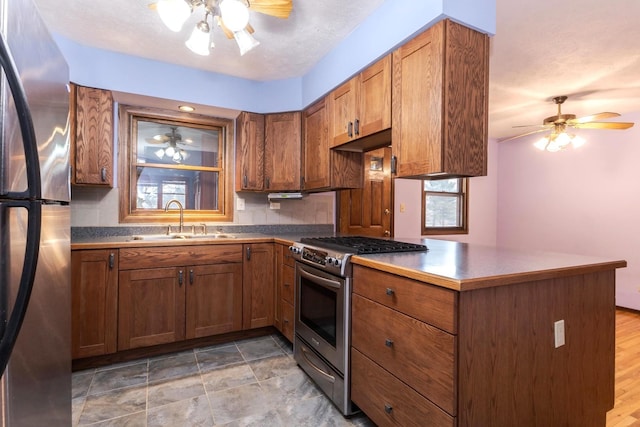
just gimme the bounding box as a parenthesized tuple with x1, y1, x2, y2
(235, 111, 265, 191)
(358, 55, 391, 139)
(264, 112, 301, 191)
(186, 263, 243, 339)
(118, 267, 186, 350)
(73, 84, 113, 186)
(71, 249, 118, 359)
(328, 78, 357, 147)
(242, 243, 275, 329)
(302, 98, 330, 190)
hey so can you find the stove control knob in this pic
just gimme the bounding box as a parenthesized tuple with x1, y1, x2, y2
(327, 257, 341, 267)
(289, 246, 300, 254)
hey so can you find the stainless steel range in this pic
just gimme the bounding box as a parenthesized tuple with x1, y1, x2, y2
(289, 236, 428, 416)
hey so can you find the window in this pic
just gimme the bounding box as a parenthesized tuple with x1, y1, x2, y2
(119, 105, 233, 223)
(422, 178, 468, 235)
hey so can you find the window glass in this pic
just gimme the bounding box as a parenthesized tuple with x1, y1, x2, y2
(422, 178, 468, 235)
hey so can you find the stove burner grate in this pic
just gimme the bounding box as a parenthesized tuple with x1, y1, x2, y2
(300, 236, 427, 254)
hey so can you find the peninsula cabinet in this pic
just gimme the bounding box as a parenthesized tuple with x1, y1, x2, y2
(71, 249, 118, 359)
(117, 245, 243, 350)
(274, 243, 295, 341)
(351, 264, 617, 427)
(242, 243, 275, 329)
(235, 111, 301, 192)
(302, 98, 363, 191)
(391, 19, 489, 179)
(328, 54, 391, 149)
(70, 83, 114, 186)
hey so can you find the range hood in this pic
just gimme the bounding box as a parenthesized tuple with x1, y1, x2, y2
(267, 192, 304, 200)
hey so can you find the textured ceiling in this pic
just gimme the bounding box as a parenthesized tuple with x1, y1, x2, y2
(34, 0, 640, 140)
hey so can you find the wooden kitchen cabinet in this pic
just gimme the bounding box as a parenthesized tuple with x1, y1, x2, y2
(242, 243, 275, 329)
(275, 243, 295, 341)
(70, 83, 114, 186)
(328, 55, 391, 148)
(302, 98, 363, 191)
(117, 245, 243, 350)
(71, 249, 118, 359)
(392, 19, 489, 179)
(235, 111, 301, 192)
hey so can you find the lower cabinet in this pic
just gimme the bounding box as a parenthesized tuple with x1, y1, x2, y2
(275, 243, 295, 341)
(71, 249, 118, 359)
(242, 243, 275, 329)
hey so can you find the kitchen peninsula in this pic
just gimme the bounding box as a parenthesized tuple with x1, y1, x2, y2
(71, 235, 625, 427)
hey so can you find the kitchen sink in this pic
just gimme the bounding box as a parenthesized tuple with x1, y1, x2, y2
(130, 233, 236, 241)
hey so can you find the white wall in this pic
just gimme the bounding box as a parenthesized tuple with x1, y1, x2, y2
(497, 112, 640, 310)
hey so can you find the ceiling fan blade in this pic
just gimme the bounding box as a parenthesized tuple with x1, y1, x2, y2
(571, 121, 634, 130)
(146, 136, 168, 144)
(248, 0, 293, 19)
(147, 2, 157, 10)
(512, 124, 552, 129)
(497, 128, 549, 143)
(568, 112, 620, 124)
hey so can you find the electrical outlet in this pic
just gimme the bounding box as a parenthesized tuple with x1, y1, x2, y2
(236, 197, 245, 211)
(554, 320, 565, 348)
(270, 202, 280, 210)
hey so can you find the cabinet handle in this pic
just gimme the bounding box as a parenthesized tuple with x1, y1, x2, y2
(384, 404, 393, 414)
(178, 270, 184, 287)
(265, 177, 270, 189)
(391, 155, 397, 175)
(246, 246, 252, 261)
(243, 174, 248, 188)
(189, 269, 194, 285)
(108, 252, 115, 270)
(354, 118, 360, 136)
(385, 339, 394, 348)
(385, 287, 395, 296)
(100, 167, 107, 182)
(347, 121, 353, 138)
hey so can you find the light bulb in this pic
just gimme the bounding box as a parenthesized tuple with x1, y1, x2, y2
(157, 0, 191, 32)
(185, 21, 212, 56)
(555, 132, 572, 149)
(220, 0, 250, 32)
(155, 148, 165, 159)
(533, 136, 549, 151)
(233, 28, 260, 55)
(164, 146, 176, 157)
(571, 135, 586, 148)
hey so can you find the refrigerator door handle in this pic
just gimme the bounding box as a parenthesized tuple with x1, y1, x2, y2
(0, 32, 42, 200)
(0, 33, 43, 376)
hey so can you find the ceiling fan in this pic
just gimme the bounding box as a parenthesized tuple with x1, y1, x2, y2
(498, 96, 634, 151)
(150, 0, 293, 56)
(146, 126, 192, 163)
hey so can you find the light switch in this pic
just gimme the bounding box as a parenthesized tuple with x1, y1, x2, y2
(236, 197, 245, 211)
(554, 320, 565, 348)
(400, 203, 406, 213)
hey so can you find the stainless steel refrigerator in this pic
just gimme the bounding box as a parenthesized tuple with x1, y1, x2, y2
(0, 0, 71, 425)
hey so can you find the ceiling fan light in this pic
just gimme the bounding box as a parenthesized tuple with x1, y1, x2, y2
(555, 132, 572, 149)
(164, 146, 176, 157)
(155, 148, 165, 159)
(533, 137, 549, 151)
(233, 28, 260, 55)
(157, 0, 191, 32)
(220, 0, 250, 32)
(185, 21, 212, 56)
(571, 135, 586, 148)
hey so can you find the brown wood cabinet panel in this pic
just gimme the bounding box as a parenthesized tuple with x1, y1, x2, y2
(72, 84, 114, 186)
(264, 112, 302, 191)
(281, 301, 294, 342)
(281, 264, 294, 305)
(235, 111, 265, 191)
(351, 349, 454, 427)
(328, 78, 357, 147)
(392, 19, 488, 178)
(353, 265, 457, 333)
(118, 267, 186, 350)
(242, 243, 275, 329)
(185, 263, 243, 339)
(275, 243, 294, 339)
(119, 244, 243, 270)
(351, 294, 456, 415)
(71, 249, 118, 359)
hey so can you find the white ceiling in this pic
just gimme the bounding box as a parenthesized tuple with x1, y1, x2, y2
(34, 0, 640, 140)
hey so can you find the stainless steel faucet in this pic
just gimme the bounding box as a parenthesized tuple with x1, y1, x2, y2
(164, 199, 184, 233)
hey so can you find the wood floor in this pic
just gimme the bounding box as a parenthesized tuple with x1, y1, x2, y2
(607, 308, 640, 427)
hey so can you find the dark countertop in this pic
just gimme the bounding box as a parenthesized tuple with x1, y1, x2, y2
(352, 238, 627, 291)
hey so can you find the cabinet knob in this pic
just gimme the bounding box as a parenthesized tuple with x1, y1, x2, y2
(100, 167, 107, 182)
(189, 269, 194, 285)
(347, 121, 353, 138)
(243, 174, 248, 188)
(354, 118, 360, 136)
(178, 270, 184, 286)
(246, 246, 252, 261)
(385, 339, 394, 348)
(108, 252, 115, 270)
(385, 287, 395, 296)
(384, 404, 393, 414)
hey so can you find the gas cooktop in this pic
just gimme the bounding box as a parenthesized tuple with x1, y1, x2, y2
(299, 236, 428, 255)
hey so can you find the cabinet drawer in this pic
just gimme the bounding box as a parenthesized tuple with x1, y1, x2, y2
(119, 244, 243, 270)
(352, 349, 454, 427)
(281, 244, 295, 267)
(353, 265, 457, 333)
(281, 301, 294, 342)
(281, 264, 294, 304)
(352, 294, 456, 415)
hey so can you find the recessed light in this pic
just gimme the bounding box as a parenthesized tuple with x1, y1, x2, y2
(178, 105, 195, 112)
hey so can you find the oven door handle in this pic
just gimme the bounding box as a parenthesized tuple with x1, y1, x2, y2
(301, 347, 336, 383)
(298, 266, 342, 289)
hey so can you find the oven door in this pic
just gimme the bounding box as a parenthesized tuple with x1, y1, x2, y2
(294, 261, 348, 375)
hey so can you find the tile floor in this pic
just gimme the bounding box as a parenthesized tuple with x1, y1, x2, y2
(72, 334, 374, 426)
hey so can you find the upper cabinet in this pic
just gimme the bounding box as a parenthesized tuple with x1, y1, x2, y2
(328, 55, 391, 149)
(392, 19, 489, 179)
(71, 83, 114, 186)
(302, 98, 363, 192)
(235, 111, 301, 192)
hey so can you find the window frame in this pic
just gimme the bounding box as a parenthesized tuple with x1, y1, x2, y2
(421, 178, 469, 235)
(118, 104, 234, 223)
